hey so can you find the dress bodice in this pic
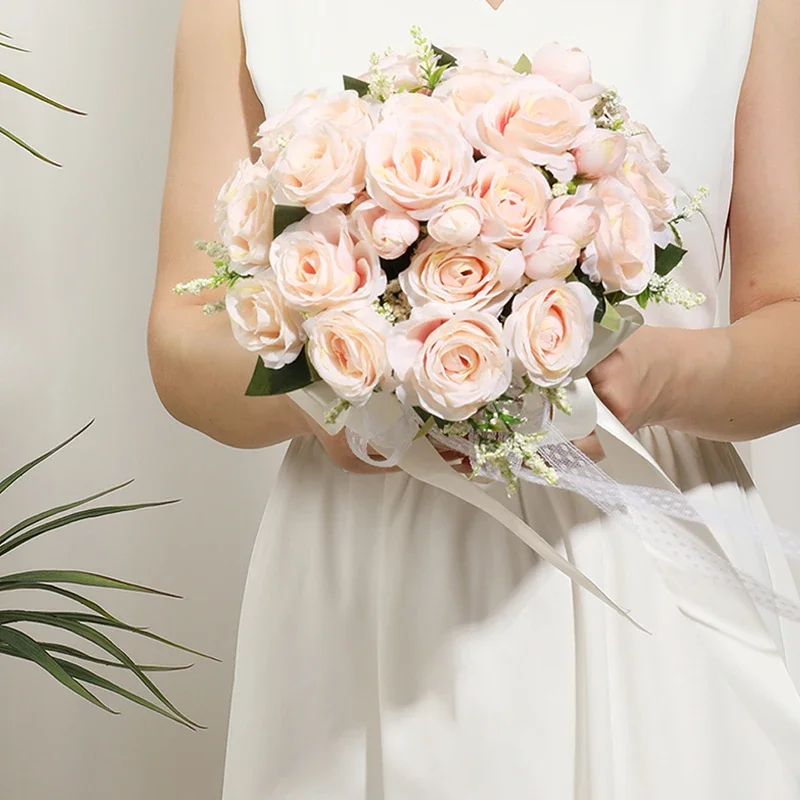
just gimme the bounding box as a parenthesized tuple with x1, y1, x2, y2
(239, 0, 759, 328)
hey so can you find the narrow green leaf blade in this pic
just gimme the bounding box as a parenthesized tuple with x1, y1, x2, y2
(0, 72, 85, 114)
(273, 203, 309, 238)
(0, 611, 199, 727)
(0, 479, 134, 545)
(0, 499, 180, 558)
(0, 124, 61, 166)
(57, 659, 200, 729)
(40, 642, 193, 673)
(342, 75, 371, 97)
(245, 353, 314, 397)
(514, 54, 532, 74)
(636, 288, 651, 309)
(654, 243, 687, 276)
(0, 570, 179, 598)
(0, 421, 93, 496)
(0, 40, 28, 52)
(0, 626, 113, 713)
(0, 583, 129, 623)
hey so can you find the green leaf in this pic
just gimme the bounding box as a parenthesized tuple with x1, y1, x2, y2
(414, 417, 436, 441)
(431, 44, 458, 68)
(0, 570, 178, 598)
(1, 479, 134, 544)
(0, 421, 93, 496)
(273, 203, 309, 239)
(654, 243, 687, 276)
(513, 54, 532, 74)
(0, 583, 130, 624)
(0, 72, 85, 114)
(245, 353, 315, 397)
(599, 298, 622, 331)
(0, 627, 113, 713)
(0, 39, 28, 53)
(0, 498, 180, 558)
(0, 611, 199, 728)
(56, 658, 200, 729)
(40, 642, 192, 673)
(636, 288, 651, 309)
(342, 75, 371, 97)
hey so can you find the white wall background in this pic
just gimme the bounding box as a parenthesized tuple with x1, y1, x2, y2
(1, 2, 282, 799)
(1, 3, 798, 800)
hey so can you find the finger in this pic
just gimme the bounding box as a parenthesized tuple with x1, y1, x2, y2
(571, 432, 606, 463)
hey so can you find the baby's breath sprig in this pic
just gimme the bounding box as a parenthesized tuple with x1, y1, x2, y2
(592, 88, 627, 130)
(647, 274, 706, 310)
(367, 51, 397, 102)
(374, 279, 412, 323)
(173, 241, 245, 297)
(410, 26, 448, 90)
(202, 300, 227, 316)
(671, 186, 709, 225)
(540, 386, 573, 416)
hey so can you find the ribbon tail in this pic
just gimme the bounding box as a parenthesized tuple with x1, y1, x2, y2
(595, 402, 800, 775)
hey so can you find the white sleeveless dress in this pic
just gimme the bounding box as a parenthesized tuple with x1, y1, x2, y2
(224, 1, 800, 797)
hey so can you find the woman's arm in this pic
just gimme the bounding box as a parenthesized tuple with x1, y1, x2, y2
(148, 0, 310, 449)
(590, 0, 800, 442)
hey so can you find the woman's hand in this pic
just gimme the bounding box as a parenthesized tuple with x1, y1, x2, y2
(587, 325, 669, 433)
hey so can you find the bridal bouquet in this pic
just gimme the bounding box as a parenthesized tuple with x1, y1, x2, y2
(178, 29, 706, 491)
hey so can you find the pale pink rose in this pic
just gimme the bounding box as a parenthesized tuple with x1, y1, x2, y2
(504, 279, 597, 387)
(380, 92, 458, 123)
(400, 237, 525, 316)
(365, 114, 475, 220)
(307, 91, 376, 140)
(573, 127, 627, 179)
(255, 90, 326, 169)
(432, 60, 520, 118)
(304, 307, 391, 405)
(621, 151, 677, 230)
(350, 196, 420, 260)
(522, 227, 581, 280)
(359, 52, 423, 92)
(270, 209, 386, 314)
(545, 187, 602, 249)
(215, 159, 273, 272)
(464, 76, 591, 181)
(427, 197, 484, 246)
(225, 273, 305, 368)
(472, 156, 552, 246)
(530, 43, 593, 93)
(388, 306, 512, 421)
(582, 178, 655, 295)
(627, 123, 670, 173)
(271, 122, 366, 214)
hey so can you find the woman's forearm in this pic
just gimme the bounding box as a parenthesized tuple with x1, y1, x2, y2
(148, 303, 311, 449)
(655, 299, 800, 441)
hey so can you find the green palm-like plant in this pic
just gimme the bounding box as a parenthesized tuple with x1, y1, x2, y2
(1, 30, 84, 165)
(0, 422, 212, 729)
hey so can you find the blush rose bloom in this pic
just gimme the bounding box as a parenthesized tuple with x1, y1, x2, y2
(573, 127, 627, 179)
(304, 307, 391, 406)
(365, 114, 475, 220)
(400, 237, 526, 316)
(270, 209, 386, 314)
(582, 178, 655, 295)
(530, 43, 593, 93)
(271, 122, 366, 214)
(621, 151, 677, 231)
(255, 90, 325, 169)
(545, 187, 603, 249)
(522, 223, 582, 280)
(225, 273, 306, 368)
(504, 279, 597, 387)
(427, 197, 501, 246)
(432, 60, 520, 118)
(308, 91, 376, 140)
(350, 196, 420, 260)
(464, 76, 591, 181)
(627, 123, 670, 173)
(380, 92, 458, 123)
(388, 306, 512, 421)
(472, 156, 552, 247)
(215, 158, 273, 272)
